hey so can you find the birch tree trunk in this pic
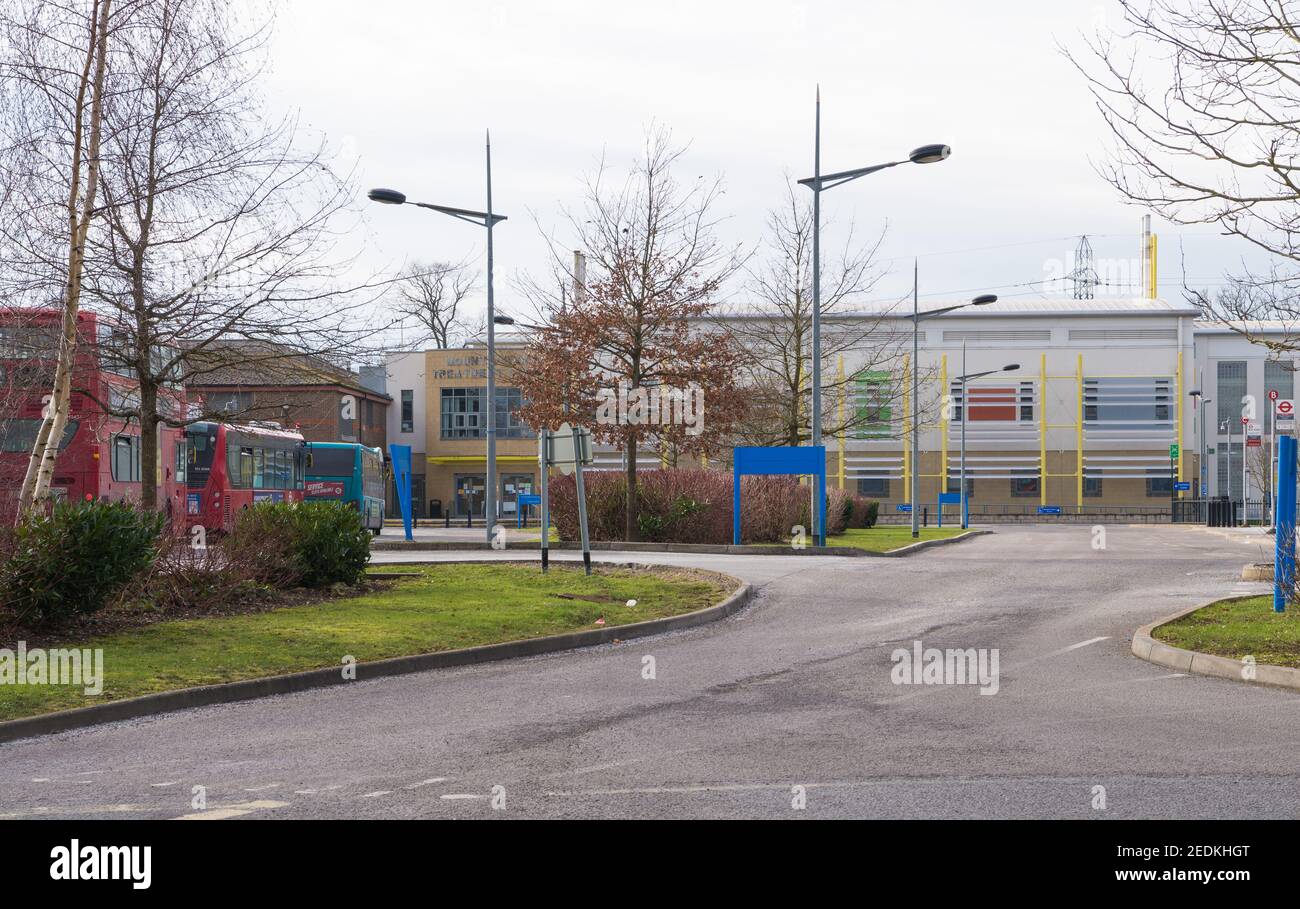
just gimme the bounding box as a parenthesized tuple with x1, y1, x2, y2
(17, 0, 112, 514)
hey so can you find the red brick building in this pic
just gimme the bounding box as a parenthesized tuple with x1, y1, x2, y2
(187, 341, 389, 449)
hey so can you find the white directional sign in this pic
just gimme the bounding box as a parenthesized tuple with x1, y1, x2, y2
(1277, 398, 1296, 431)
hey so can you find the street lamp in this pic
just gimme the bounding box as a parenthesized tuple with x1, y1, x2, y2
(955, 350, 1019, 529)
(1189, 390, 1209, 499)
(797, 88, 949, 543)
(367, 133, 506, 546)
(909, 292, 999, 537)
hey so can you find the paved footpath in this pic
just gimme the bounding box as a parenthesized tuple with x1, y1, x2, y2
(1, 525, 1294, 820)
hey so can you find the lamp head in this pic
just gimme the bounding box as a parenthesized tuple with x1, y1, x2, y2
(367, 188, 407, 205)
(970, 294, 998, 306)
(493, 315, 515, 326)
(909, 144, 951, 164)
(1002, 363, 1020, 372)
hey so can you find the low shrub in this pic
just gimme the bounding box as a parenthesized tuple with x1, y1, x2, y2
(1, 500, 165, 625)
(227, 501, 370, 588)
(844, 495, 880, 529)
(549, 469, 859, 545)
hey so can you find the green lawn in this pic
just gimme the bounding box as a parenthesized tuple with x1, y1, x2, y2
(825, 526, 969, 552)
(1153, 595, 1300, 668)
(0, 563, 733, 722)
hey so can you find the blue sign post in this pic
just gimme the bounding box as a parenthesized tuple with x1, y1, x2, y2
(517, 493, 541, 528)
(389, 444, 414, 542)
(733, 446, 826, 546)
(936, 492, 965, 528)
(1274, 434, 1295, 613)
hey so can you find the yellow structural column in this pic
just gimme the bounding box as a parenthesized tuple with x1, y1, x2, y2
(1039, 353, 1048, 507)
(940, 354, 948, 493)
(1076, 353, 1084, 508)
(837, 356, 846, 489)
(902, 353, 911, 492)
(1176, 349, 1185, 495)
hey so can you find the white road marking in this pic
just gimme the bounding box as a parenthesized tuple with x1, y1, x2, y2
(440, 793, 484, 800)
(1052, 636, 1111, 656)
(151, 781, 180, 788)
(360, 790, 392, 798)
(173, 799, 289, 820)
(242, 783, 281, 792)
(402, 778, 449, 789)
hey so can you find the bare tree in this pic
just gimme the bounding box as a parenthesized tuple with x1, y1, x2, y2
(395, 260, 477, 348)
(515, 127, 747, 541)
(66, 0, 390, 508)
(1, 0, 119, 512)
(1071, 0, 1300, 342)
(724, 177, 907, 447)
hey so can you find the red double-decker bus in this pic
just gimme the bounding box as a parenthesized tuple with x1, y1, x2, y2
(0, 308, 187, 522)
(183, 420, 307, 532)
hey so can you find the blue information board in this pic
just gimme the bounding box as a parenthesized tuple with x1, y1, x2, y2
(733, 447, 826, 546)
(1038, 505, 1062, 515)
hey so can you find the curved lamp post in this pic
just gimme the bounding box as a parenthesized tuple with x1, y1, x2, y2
(909, 293, 999, 537)
(367, 134, 507, 545)
(797, 90, 950, 542)
(955, 351, 1019, 528)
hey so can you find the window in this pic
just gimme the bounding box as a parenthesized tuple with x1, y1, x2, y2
(945, 476, 974, 497)
(1010, 476, 1039, 497)
(441, 387, 534, 440)
(1146, 474, 1173, 497)
(1266, 360, 1295, 432)
(0, 419, 78, 453)
(1084, 476, 1102, 498)
(110, 434, 141, 482)
(174, 440, 187, 483)
(209, 390, 254, 416)
(495, 387, 534, 439)
(441, 387, 483, 439)
(1018, 382, 1035, 422)
(400, 390, 414, 434)
(1084, 377, 1173, 431)
(851, 371, 895, 439)
(1217, 361, 1246, 428)
(309, 447, 357, 475)
(857, 477, 889, 497)
(253, 448, 265, 489)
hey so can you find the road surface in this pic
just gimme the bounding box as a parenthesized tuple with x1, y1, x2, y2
(1, 524, 1294, 820)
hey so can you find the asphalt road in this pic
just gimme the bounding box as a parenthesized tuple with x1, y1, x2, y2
(1, 524, 1295, 820)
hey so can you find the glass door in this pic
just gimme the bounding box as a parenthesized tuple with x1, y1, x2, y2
(454, 474, 485, 517)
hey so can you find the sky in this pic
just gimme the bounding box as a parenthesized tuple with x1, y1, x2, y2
(258, 0, 1272, 343)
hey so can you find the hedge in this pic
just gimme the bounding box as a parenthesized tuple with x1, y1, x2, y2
(548, 468, 880, 544)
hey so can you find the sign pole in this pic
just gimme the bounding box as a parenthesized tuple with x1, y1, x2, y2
(1243, 420, 1249, 526)
(571, 424, 591, 576)
(539, 429, 550, 574)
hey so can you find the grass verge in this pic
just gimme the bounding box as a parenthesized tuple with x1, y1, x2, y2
(825, 527, 969, 552)
(0, 563, 734, 722)
(1152, 595, 1300, 668)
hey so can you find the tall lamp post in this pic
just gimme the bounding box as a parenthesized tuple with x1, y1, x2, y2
(909, 292, 1000, 537)
(1189, 390, 1209, 500)
(368, 133, 506, 546)
(797, 89, 950, 542)
(956, 346, 1019, 529)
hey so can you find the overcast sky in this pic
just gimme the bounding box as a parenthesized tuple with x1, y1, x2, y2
(260, 0, 1270, 341)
